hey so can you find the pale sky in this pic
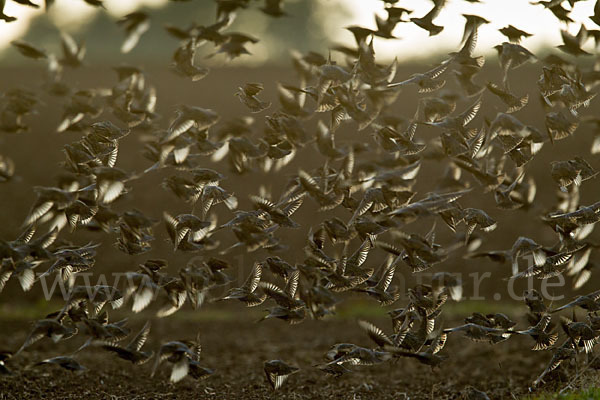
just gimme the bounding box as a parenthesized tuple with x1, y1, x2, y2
(0, 0, 596, 62)
(319, 0, 596, 61)
(0, 0, 166, 48)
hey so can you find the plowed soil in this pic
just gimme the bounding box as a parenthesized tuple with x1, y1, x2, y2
(0, 315, 592, 400)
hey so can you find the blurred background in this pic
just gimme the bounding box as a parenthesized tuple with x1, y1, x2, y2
(0, 0, 598, 313)
(0, 0, 598, 64)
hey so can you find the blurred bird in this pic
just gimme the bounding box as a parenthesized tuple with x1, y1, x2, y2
(15, 319, 78, 356)
(235, 83, 271, 113)
(557, 26, 591, 56)
(260, 0, 286, 17)
(410, 0, 446, 36)
(209, 32, 258, 59)
(0, 0, 17, 22)
(59, 32, 86, 68)
(171, 38, 210, 81)
(117, 12, 150, 53)
(31, 356, 85, 371)
(499, 25, 533, 43)
(151, 337, 200, 383)
(11, 40, 47, 59)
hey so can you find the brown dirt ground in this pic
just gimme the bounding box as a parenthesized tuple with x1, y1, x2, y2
(0, 314, 595, 400)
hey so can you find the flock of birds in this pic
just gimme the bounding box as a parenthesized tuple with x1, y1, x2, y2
(1, 0, 600, 396)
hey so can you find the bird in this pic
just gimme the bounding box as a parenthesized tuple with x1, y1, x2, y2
(551, 290, 600, 313)
(356, 260, 400, 305)
(443, 323, 509, 343)
(511, 252, 573, 279)
(82, 0, 105, 8)
(260, 0, 286, 17)
(462, 387, 491, 400)
(0, 352, 12, 375)
(260, 269, 304, 310)
(3, 0, 600, 396)
(0, 154, 15, 182)
(209, 32, 258, 59)
(530, 1, 575, 24)
(431, 271, 462, 301)
(117, 12, 150, 54)
(545, 110, 579, 142)
(463, 208, 497, 243)
(166, 105, 220, 142)
(358, 320, 395, 348)
(99, 321, 153, 364)
(235, 83, 271, 113)
(550, 157, 598, 192)
(220, 262, 267, 306)
(375, 7, 409, 38)
(0, 0, 17, 22)
(485, 82, 529, 113)
(510, 236, 547, 276)
(215, 0, 248, 20)
(515, 314, 559, 350)
(31, 356, 86, 371)
(151, 338, 200, 383)
(460, 14, 489, 47)
(592, 0, 600, 26)
(56, 284, 124, 321)
(264, 256, 296, 281)
(14, 0, 39, 7)
(388, 62, 448, 93)
(410, 0, 446, 36)
(385, 332, 447, 368)
(15, 318, 78, 356)
(73, 314, 131, 353)
(264, 360, 300, 390)
(499, 25, 533, 43)
(59, 32, 86, 68)
(560, 317, 599, 353)
(493, 42, 536, 83)
(557, 26, 592, 56)
(163, 212, 212, 251)
(11, 40, 47, 59)
(453, 65, 485, 97)
(171, 37, 209, 82)
(532, 340, 577, 387)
